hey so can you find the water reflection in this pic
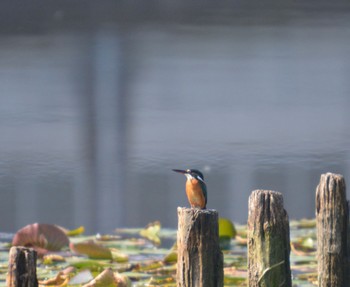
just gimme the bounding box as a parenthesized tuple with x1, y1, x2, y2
(1, 4, 350, 233)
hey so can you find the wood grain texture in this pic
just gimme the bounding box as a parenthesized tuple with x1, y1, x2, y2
(7, 246, 38, 287)
(177, 207, 223, 287)
(316, 173, 348, 287)
(248, 190, 291, 287)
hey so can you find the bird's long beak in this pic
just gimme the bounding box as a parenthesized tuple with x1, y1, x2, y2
(172, 169, 187, 174)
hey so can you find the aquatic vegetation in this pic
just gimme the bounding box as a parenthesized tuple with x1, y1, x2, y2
(0, 219, 317, 286)
(12, 223, 69, 256)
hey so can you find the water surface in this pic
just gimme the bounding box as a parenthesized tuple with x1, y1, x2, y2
(1, 3, 350, 233)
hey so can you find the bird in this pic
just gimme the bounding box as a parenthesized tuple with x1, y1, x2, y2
(172, 169, 207, 209)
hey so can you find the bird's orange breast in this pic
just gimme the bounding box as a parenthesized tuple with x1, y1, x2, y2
(186, 178, 206, 209)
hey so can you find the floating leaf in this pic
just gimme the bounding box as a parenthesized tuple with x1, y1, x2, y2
(12, 223, 69, 254)
(110, 248, 129, 262)
(133, 261, 164, 272)
(96, 234, 121, 241)
(163, 250, 177, 264)
(82, 268, 130, 287)
(65, 226, 85, 236)
(148, 275, 175, 285)
(42, 254, 66, 265)
(38, 271, 69, 286)
(163, 243, 177, 264)
(294, 272, 318, 285)
(69, 259, 107, 271)
(115, 228, 141, 235)
(139, 221, 161, 245)
(121, 272, 151, 280)
(0, 218, 322, 287)
(70, 240, 112, 260)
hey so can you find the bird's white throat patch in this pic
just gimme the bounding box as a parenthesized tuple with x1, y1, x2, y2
(185, 173, 204, 182)
(185, 174, 193, 180)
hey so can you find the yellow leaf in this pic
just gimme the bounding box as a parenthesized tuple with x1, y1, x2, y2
(163, 250, 177, 264)
(219, 218, 236, 239)
(110, 248, 129, 262)
(70, 240, 112, 260)
(139, 221, 161, 245)
(66, 226, 85, 236)
(39, 271, 69, 286)
(42, 254, 66, 265)
(82, 268, 130, 287)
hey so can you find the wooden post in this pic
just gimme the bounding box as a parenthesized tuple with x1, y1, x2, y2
(248, 190, 292, 287)
(177, 207, 223, 287)
(7, 246, 38, 287)
(316, 172, 348, 287)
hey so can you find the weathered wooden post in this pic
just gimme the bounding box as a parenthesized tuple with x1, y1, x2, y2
(7, 246, 38, 287)
(248, 190, 291, 287)
(177, 207, 223, 287)
(316, 172, 348, 287)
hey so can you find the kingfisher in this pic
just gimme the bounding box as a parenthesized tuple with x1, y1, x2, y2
(172, 169, 207, 209)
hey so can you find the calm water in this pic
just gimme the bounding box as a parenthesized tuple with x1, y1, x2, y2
(1, 3, 350, 233)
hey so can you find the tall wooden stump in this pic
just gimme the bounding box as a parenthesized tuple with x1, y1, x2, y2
(7, 246, 38, 287)
(177, 207, 223, 287)
(316, 173, 348, 287)
(248, 190, 291, 287)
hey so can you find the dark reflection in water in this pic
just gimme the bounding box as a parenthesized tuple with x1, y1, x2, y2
(1, 2, 350, 233)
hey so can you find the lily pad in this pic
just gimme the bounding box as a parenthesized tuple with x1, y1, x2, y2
(139, 221, 161, 246)
(12, 223, 69, 254)
(82, 268, 130, 287)
(163, 250, 177, 264)
(42, 254, 66, 265)
(38, 271, 69, 286)
(70, 240, 113, 260)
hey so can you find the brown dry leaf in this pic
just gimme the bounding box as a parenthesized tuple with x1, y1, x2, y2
(12, 223, 69, 253)
(82, 268, 130, 287)
(39, 271, 69, 286)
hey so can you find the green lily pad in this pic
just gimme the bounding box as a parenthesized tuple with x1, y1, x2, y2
(70, 240, 113, 260)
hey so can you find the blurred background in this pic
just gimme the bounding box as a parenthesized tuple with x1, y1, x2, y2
(1, 1, 350, 234)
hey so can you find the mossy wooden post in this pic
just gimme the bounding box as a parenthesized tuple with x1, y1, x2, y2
(248, 190, 291, 287)
(177, 207, 223, 287)
(316, 173, 348, 287)
(7, 246, 38, 287)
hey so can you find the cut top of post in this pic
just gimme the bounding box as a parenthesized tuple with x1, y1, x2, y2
(316, 172, 346, 214)
(177, 206, 218, 215)
(248, 190, 285, 225)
